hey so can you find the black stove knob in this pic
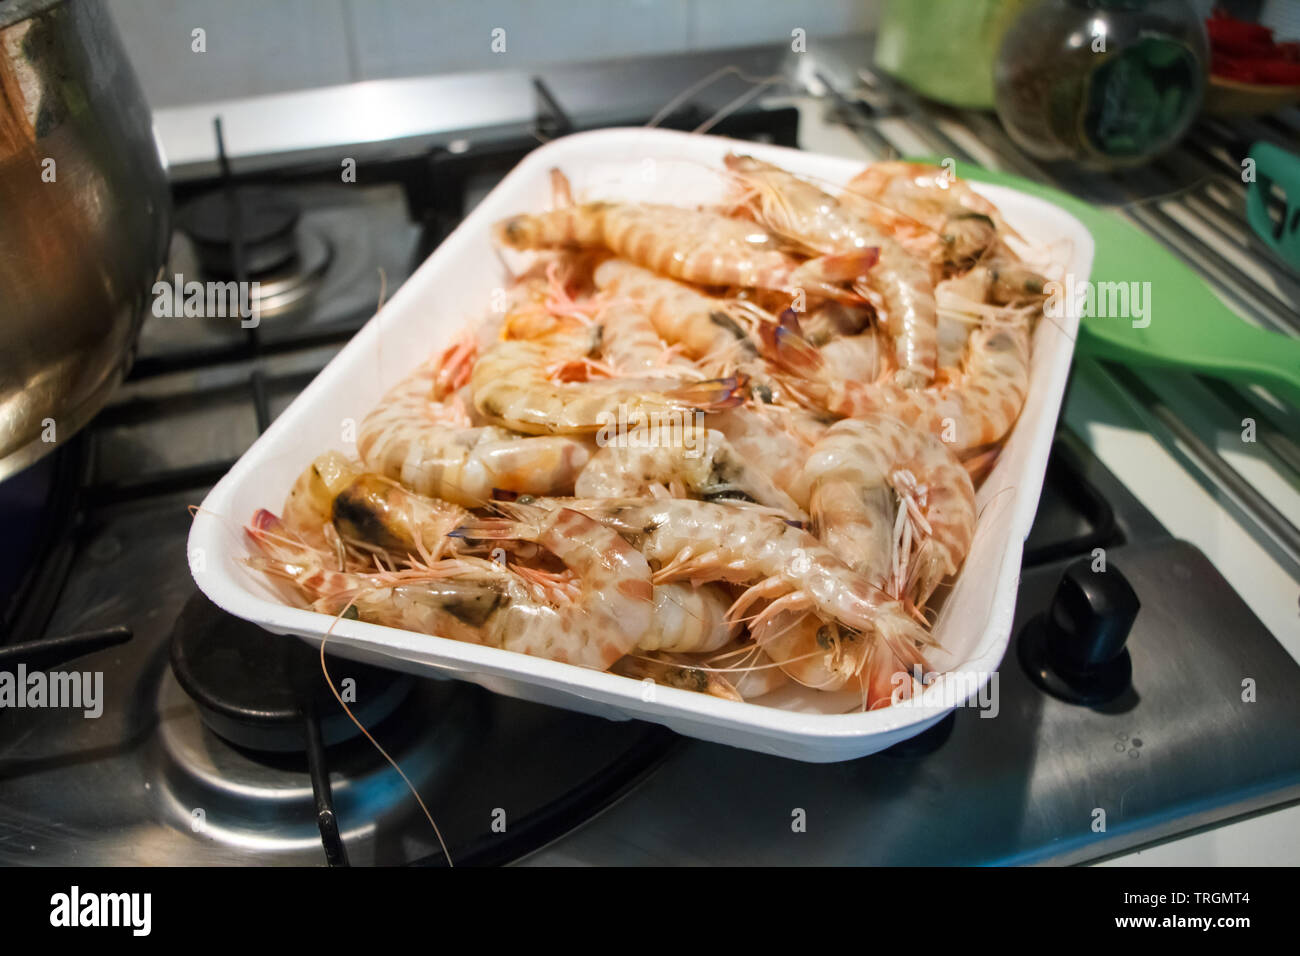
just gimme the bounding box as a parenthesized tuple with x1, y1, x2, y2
(1018, 557, 1139, 704)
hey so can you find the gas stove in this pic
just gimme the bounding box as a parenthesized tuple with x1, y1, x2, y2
(2, 39, 1298, 866)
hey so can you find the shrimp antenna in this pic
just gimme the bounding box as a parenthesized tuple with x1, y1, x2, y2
(645, 65, 790, 131)
(317, 601, 455, 866)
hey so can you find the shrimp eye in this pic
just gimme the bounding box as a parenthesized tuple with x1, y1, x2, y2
(707, 310, 746, 342)
(503, 218, 528, 243)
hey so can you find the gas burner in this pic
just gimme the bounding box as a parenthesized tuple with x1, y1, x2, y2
(246, 228, 332, 319)
(174, 188, 333, 322)
(169, 591, 411, 753)
(177, 187, 301, 277)
(153, 648, 471, 863)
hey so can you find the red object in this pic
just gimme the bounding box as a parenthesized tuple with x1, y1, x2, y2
(1207, 7, 1300, 86)
(1257, 60, 1300, 85)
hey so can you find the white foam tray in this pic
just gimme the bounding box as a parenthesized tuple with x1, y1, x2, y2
(188, 128, 1093, 763)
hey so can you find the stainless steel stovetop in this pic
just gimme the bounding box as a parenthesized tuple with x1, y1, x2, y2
(3, 41, 1299, 866)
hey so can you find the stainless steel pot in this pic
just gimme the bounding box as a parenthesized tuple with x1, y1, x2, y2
(0, 0, 170, 481)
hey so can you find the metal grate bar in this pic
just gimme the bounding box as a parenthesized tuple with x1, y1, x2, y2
(1106, 363, 1300, 569)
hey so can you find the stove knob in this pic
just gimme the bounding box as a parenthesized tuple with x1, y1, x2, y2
(1017, 558, 1139, 705)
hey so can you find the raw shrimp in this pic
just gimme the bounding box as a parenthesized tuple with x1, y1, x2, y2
(844, 161, 1008, 272)
(593, 259, 758, 365)
(466, 538, 732, 655)
(592, 261, 796, 409)
(247, 509, 503, 647)
(776, 320, 1032, 454)
(557, 497, 934, 678)
(611, 652, 742, 701)
(282, 453, 467, 563)
(726, 154, 938, 388)
(793, 300, 873, 345)
(575, 422, 806, 516)
(935, 268, 989, 377)
(495, 198, 877, 303)
(282, 451, 362, 550)
(751, 609, 925, 701)
(284, 466, 728, 658)
(819, 331, 885, 384)
(986, 259, 1048, 306)
(710, 403, 826, 509)
(470, 332, 743, 436)
(755, 309, 885, 404)
(937, 258, 1045, 333)
(249, 505, 654, 670)
(854, 324, 1031, 453)
(638, 583, 734, 654)
(357, 343, 591, 506)
(330, 472, 468, 560)
(802, 415, 975, 609)
(245, 152, 1050, 708)
(740, 287, 885, 393)
(597, 298, 700, 377)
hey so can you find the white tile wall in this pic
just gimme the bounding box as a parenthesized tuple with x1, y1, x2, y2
(109, 0, 355, 107)
(687, 0, 875, 49)
(342, 0, 693, 79)
(109, 0, 880, 108)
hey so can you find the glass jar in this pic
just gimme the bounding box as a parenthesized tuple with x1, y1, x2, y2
(994, 0, 1209, 169)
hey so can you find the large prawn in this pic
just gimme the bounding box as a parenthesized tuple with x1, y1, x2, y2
(540, 497, 937, 691)
(766, 311, 1032, 454)
(357, 338, 592, 506)
(842, 162, 993, 268)
(495, 196, 877, 304)
(248, 505, 654, 670)
(593, 259, 759, 367)
(575, 420, 806, 516)
(470, 330, 744, 436)
(802, 415, 975, 610)
(725, 154, 938, 389)
(282, 452, 468, 566)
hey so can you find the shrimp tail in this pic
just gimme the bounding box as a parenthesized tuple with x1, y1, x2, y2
(246, 508, 300, 559)
(249, 506, 282, 535)
(757, 311, 824, 377)
(550, 167, 574, 208)
(245, 555, 298, 582)
(662, 372, 749, 411)
(789, 248, 879, 304)
(432, 334, 479, 398)
(815, 247, 881, 282)
(245, 508, 360, 602)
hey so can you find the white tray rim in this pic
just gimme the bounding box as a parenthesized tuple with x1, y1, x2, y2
(187, 127, 1095, 761)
